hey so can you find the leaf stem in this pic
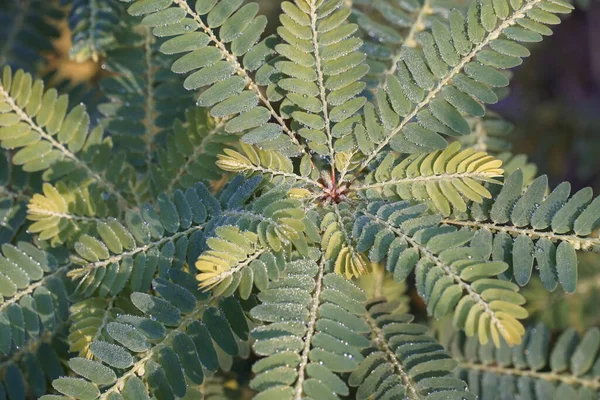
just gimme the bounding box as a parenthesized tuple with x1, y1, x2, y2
(443, 218, 600, 251)
(364, 310, 420, 399)
(293, 258, 325, 400)
(354, 171, 500, 191)
(0, 85, 131, 211)
(171, 0, 306, 154)
(359, 0, 543, 172)
(308, 0, 336, 179)
(458, 361, 600, 390)
(99, 304, 208, 400)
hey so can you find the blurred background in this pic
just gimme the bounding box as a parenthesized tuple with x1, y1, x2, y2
(494, 3, 600, 191)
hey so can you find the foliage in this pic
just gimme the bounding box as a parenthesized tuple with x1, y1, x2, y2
(67, 0, 128, 62)
(445, 323, 600, 398)
(0, 0, 598, 399)
(0, 0, 62, 72)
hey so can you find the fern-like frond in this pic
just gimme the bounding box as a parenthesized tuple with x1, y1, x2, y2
(65, 181, 220, 297)
(0, 67, 137, 211)
(212, 182, 310, 253)
(250, 257, 370, 399)
(0, 242, 69, 320)
(358, 0, 573, 168)
(322, 203, 372, 279)
(217, 142, 322, 187)
(68, 0, 127, 62)
(123, 0, 304, 153)
(27, 182, 118, 246)
(445, 170, 600, 293)
(67, 177, 308, 297)
(449, 324, 600, 398)
(46, 287, 247, 400)
(152, 108, 236, 193)
(98, 25, 193, 172)
(0, 0, 61, 72)
(196, 226, 272, 295)
(0, 244, 70, 397)
(350, 297, 475, 399)
(274, 0, 368, 161)
(353, 0, 456, 88)
(354, 200, 528, 346)
(357, 142, 504, 215)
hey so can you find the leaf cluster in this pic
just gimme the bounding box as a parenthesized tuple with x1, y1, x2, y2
(1, 0, 598, 399)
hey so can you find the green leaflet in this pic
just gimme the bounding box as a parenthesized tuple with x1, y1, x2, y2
(352, 200, 527, 346)
(51, 286, 247, 400)
(446, 170, 600, 293)
(250, 257, 370, 399)
(358, 0, 573, 166)
(0, 66, 137, 210)
(358, 142, 504, 215)
(125, 0, 299, 153)
(450, 324, 600, 398)
(350, 298, 475, 400)
(68, 0, 127, 62)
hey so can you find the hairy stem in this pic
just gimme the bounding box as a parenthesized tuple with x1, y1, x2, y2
(458, 361, 600, 390)
(443, 219, 600, 251)
(237, 164, 324, 189)
(308, 0, 335, 178)
(355, 171, 500, 191)
(364, 310, 420, 399)
(142, 27, 157, 172)
(293, 258, 325, 399)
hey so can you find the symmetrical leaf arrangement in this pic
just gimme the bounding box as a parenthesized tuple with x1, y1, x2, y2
(0, 0, 599, 399)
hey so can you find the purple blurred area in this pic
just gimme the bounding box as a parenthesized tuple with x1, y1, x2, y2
(493, 3, 600, 191)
